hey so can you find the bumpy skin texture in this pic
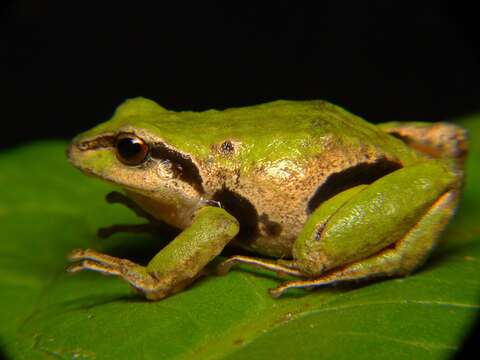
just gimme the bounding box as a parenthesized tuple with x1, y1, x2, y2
(67, 98, 467, 299)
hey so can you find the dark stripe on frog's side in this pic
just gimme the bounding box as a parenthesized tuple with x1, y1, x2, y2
(213, 187, 259, 241)
(150, 142, 205, 194)
(213, 188, 284, 242)
(307, 158, 402, 214)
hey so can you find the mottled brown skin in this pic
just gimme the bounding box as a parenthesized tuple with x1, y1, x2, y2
(192, 141, 409, 258)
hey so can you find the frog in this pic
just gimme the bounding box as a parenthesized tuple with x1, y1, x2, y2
(66, 97, 468, 300)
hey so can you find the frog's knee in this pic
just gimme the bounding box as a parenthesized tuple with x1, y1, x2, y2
(293, 249, 331, 275)
(292, 222, 339, 275)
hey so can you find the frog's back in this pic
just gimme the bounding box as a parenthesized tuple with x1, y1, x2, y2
(186, 100, 425, 257)
(89, 98, 426, 257)
(96, 98, 418, 167)
(151, 99, 421, 167)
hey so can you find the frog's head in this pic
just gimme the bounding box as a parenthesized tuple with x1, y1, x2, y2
(67, 97, 207, 227)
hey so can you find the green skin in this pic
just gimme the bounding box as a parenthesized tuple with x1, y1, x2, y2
(67, 98, 467, 300)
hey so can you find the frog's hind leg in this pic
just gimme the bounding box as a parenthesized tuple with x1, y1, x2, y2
(270, 190, 458, 298)
(217, 256, 306, 278)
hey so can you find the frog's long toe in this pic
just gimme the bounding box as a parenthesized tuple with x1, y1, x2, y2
(68, 248, 126, 264)
(217, 255, 304, 277)
(268, 280, 319, 298)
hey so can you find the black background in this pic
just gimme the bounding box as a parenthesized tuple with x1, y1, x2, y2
(1, 1, 480, 149)
(1, 1, 478, 358)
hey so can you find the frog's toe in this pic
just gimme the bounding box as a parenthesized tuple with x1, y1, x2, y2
(66, 259, 121, 276)
(217, 255, 304, 277)
(67, 248, 144, 275)
(268, 280, 316, 298)
(68, 248, 134, 267)
(67, 248, 139, 277)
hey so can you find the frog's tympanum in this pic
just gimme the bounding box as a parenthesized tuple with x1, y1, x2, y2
(67, 98, 467, 300)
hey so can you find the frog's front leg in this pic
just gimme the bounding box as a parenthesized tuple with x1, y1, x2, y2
(68, 206, 239, 300)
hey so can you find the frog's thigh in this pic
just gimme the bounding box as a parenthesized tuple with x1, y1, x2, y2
(270, 189, 457, 297)
(293, 161, 457, 275)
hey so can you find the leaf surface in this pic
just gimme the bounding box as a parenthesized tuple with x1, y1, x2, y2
(1, 117, 479, 360)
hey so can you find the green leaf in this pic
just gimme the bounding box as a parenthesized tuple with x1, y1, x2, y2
(1, 118, 479, 360)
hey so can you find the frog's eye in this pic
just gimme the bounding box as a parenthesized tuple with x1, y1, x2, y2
(115, 134, 149, 166)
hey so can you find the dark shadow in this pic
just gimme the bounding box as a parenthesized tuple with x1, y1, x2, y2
(0, 343, 9, 360)
(100, 231, 177, 265)
(47, 293, 139, 314)
(454, 316, 480, 359)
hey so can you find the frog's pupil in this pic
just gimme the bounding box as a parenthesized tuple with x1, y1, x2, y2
(116, 136, 148, 165)
(118, 138, 140, 158)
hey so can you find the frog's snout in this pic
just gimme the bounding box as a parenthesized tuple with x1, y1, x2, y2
(66, 142, 75, 161)
(66, 141, 78, 164)
(66, 140, 86, 167)
(66, 140, 97, 176)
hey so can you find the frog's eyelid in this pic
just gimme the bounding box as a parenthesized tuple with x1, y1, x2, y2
(306, 158, 402, 214)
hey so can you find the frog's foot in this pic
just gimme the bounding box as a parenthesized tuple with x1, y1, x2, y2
(67, 248, 173, 300)
(217, 255, 305, 278)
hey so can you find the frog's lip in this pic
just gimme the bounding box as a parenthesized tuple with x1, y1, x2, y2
(66, 141, 108, 179)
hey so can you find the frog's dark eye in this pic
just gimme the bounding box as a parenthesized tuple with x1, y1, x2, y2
(115, 134, 149, 165)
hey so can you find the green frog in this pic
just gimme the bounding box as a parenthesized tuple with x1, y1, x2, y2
(67, 98, 467, 300)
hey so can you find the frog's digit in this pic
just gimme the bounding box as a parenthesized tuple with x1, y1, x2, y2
(217, 255, 305, 278)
